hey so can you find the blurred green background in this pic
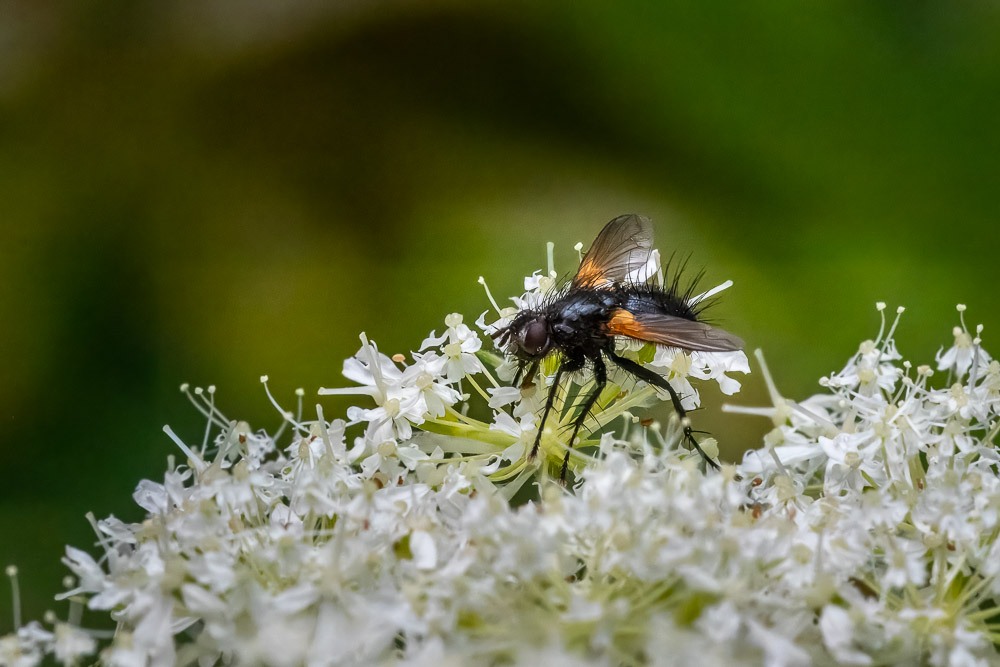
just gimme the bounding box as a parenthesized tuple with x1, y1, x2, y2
(2, 0, 999, 630)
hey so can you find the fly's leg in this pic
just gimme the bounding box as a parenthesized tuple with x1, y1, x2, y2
(560, 355, 607, 482)
(530, 356, 586, 462)
(605, 350, 721, 470)
(529, 364, 564, 459)
(513, 360, 539, 390)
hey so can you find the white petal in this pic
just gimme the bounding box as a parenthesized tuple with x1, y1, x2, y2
(409, 530, 437, 571)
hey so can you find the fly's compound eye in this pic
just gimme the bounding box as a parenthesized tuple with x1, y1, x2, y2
(518, 319, 550, 357)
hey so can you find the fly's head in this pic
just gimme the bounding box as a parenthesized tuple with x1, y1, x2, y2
(492, 311, 552, 361)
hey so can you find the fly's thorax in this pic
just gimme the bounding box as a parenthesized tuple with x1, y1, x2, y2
(545, 289, 620, 351)
(547, 288, 620, 320)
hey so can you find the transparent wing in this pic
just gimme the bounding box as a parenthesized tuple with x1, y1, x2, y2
(572, 214, 654, 288)
(606, 309, 744, 352)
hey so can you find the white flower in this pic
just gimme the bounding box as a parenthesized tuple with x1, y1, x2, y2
(409, 530, 438, 570)
(696, 601, 742, 642)
(59, 546, 108, 599)
(489, 410, 536, 462)
(420, 313, 485, 382)
(645, 349, 701, 410)
(0, 622, 51, 667)
(819, 430, 883, 493)
(688, 349, 752, 395)
(937, 325, 991, 380)
(820, 605, 872, 665)
(827, 339, 902, 395)
(486, 384, 521, 409)
(322, 335, 426, 441)
(339, 336, 405, 400)
(881, 536, 928, 588)
(746, 619, 811, 667)
(401, 350, 462, 417)
(52, 624, 96, 665)
(11, 283, 1000, 667)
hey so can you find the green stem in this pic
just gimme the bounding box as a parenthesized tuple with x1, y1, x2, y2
(421, 418, 512, 448)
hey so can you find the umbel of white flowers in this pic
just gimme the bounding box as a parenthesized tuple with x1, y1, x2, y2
(2, 246, 999, 666)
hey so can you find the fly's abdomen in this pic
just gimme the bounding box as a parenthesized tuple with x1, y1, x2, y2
(619, 285, 698, 321)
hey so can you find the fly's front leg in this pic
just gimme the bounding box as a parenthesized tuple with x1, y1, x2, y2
(560, 355, 607, 482)
(514, 360, 539, 390)
(606, 350, 720, 470)
(529, 364, 564, 459)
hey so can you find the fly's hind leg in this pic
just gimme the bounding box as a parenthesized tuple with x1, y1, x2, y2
(560, 355, 607, 482)
(605, 350, 721, 470)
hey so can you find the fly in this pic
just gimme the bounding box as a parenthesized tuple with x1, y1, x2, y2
(492, 214, 744, 478)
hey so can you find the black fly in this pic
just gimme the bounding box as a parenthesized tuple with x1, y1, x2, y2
(491, 214, 744, 479)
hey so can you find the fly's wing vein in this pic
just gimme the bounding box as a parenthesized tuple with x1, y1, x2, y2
(572, 214, 654, 288)
(607, 309, 744, 352)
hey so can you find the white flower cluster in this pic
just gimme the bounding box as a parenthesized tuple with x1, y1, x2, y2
(726, 304, 1000, 666)
(3, 257, 999, 666)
